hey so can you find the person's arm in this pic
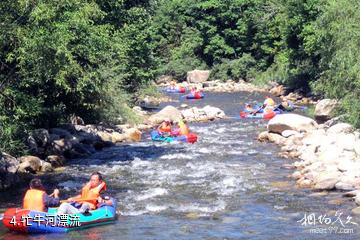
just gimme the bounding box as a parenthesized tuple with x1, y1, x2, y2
(43, 189, 60, 207)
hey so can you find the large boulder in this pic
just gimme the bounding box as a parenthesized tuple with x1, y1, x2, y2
(186, 70, 210, 83)
(202, 105, 226, 120)
(314, 99, 338, 123)
(0, 152, 20, 190)
(268, 114, 318, 134)
(148, 105, 182, 124)
(18, 155, 53, 173)
(313, 171, 341, 190)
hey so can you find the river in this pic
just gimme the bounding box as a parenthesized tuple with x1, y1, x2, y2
(1, 91, 359, 239)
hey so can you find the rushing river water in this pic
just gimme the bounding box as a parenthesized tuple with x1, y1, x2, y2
(1, 91, 360, 239)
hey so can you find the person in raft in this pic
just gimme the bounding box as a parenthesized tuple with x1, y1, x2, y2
(190, 86, 201, 95)
(57, 172, 107, 215)
(244, 103, 255, 112)
(251, 96, 276, 114)
(157, 118, 173, 136)
(23, 178, 60, 212)
(169, 79, 177, 89)
(171, 119, 190, 136)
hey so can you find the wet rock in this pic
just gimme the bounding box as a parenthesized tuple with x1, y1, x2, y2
(187, 70, 210, 83)
(180, 104, 188, 108)
(46, 155, 66, 168)
(67, 143, 94, 158)
(355, 194, 360, 206)
(327, 123, 354, 134)
(257, 131, 269, 142)
(26, 135, 38, 154)
(268, 114, 318, 134)
(148, 105, 182, 124)
(0, 152, 21, 190)
(314, 99, 338, 123)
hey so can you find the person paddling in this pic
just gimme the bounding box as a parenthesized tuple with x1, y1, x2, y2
(57, 172, 107, 215)
(23, 178, 60, 212)
(157, 118, 173, 136)
(171, 119, 190, 136)
(251, 96, 276, 115)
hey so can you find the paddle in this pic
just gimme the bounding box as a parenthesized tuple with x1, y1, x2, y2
(60, 198, 98, 203)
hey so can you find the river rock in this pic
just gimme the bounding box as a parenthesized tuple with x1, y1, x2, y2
(187, 70, 210, 83)
(257, 131, 269, 142)
(313, 171, 341, 190)
(96, 131, 114, 143)
(327, 123, 354, 134)
(156, 75, 172, 84)
(314, 99, 338, 123)
(18, 156, 42, 172)
(281, 130, 299, 138)
(31, 128, 50, 147)
(124, 128, 142, 142)
(267, 133, 286, 145)
(269, 85, 286, 97)
(202, 105, 226, 119)
(268, 114, 318, 134)
(0, 152, 20, 190)
(46, 155, 66, 167)
(49, 128, 72, 138)
(148, 105, 182, 124)
(49, 138, 74, 155)
(335, 176, 360, 191)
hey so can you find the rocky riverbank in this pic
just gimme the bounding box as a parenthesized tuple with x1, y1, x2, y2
(0, 99, 225, 191)
(258, 99, 360, 211)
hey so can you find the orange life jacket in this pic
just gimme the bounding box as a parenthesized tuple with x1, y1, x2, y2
(23, 189, 46, 212)
(158, 123, 171, 133)
(79, 181, 107, 210)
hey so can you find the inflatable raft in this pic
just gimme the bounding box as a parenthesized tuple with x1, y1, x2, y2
(2, 203, 116, 233)
(239, 111, 276, 120)
(150, 130, 197, 143)
(185, 92, 204, 99)
(165, 86, 186, 93)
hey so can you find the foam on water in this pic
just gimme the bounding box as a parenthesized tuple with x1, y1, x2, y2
(135, 188, 169, 201)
